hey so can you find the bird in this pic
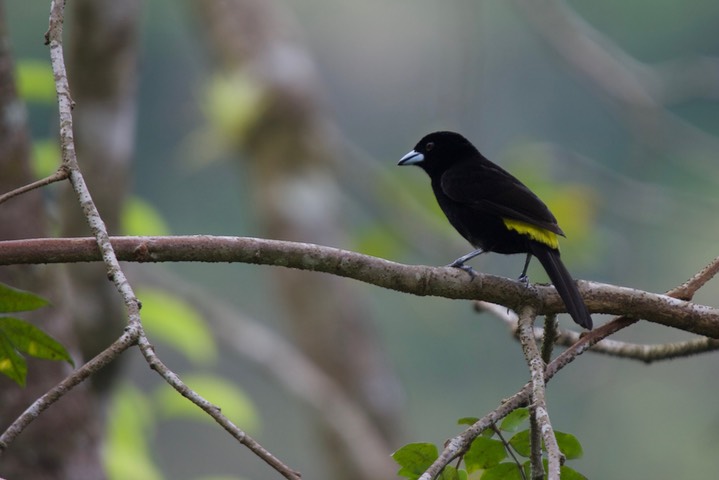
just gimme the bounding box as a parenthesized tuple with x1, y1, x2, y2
(398, 131, 592, 329)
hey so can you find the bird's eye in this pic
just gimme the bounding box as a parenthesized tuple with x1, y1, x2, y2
(425, 142, 434, 151)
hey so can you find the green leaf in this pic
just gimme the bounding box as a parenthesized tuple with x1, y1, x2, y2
(0, 282, 49, 313)
(437, 465, 467, 480)
(0, 317, 73, 366)
(137, 288, 216, 364)
(106, 384, 163, 480)
(500, 408, 529, 432)
(122, 196, 171, 236)
(0, 335, 27, 386)
(16, 60, 55, 103)
(465, 437, 507, 472)
(153, 374, 260, 433)
(508, 428, 583, 462)
(457, 416, 479, 426)
(555, 431, 584, 459)
(508, 429, 531, 457)
(392, 443, 439, 479)
(560, 465, 588, 480)
(480, 462, 524, 480)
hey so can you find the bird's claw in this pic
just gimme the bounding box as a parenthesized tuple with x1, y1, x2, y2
(518, 274, 529, 286)
(447, 261, 478, 280)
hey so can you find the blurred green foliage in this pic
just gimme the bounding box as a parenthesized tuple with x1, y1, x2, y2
(16, 60, 54, 103)
(136, 287, 217, 365)
(107, 385, 163, 480)
(123, 197, 173, 237)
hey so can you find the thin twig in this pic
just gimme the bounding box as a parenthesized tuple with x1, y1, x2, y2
(667, 256, 719, 301)
(136, 335, 302, 479)
(0, 168, 69, 206)
(479, 300, 719, 362)
(490, 424, 527, 480)
(537, 326, 719, 363)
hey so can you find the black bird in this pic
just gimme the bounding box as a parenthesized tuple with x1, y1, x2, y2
(398, 131, 592, 329)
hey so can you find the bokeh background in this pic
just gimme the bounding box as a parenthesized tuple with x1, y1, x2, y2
(4, 0, 719, 479)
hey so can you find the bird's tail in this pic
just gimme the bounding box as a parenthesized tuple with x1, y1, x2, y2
(530, 244, 592, 329)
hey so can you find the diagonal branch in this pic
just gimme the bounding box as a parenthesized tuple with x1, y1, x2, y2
(0, 168, 69, 206)
(135, 334, 302, 479)
(0, 326, 139, 452)
(133, 266, 396, 478)
(667, 256, 719, 301)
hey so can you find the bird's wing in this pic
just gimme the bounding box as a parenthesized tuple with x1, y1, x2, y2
(440, 161, 565, 236)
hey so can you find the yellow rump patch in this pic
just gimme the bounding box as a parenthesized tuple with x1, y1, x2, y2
(503, 218, 559, 249)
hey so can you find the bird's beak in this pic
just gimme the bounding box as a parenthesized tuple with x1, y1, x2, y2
(398, 150, 424, 166)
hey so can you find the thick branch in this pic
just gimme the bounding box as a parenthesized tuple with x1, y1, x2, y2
(0, 235, 717, 338)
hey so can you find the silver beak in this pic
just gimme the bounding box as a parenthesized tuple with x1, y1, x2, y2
(398, 150, 424, 166)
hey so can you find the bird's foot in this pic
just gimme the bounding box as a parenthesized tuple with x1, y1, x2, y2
(518, 274, 529, 286)
(447, 261, 477, 280)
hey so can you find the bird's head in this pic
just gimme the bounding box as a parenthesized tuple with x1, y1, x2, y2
(398, 131, 479, 175)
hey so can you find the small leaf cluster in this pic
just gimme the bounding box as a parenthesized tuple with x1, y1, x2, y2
(0, 282, 73, 386)
(393, 408, 586, 480)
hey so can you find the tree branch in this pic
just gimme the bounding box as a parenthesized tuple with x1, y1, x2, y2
(0, 235, 717, 338)
(667, 255, 719, 301)
(0, 168, 69, 206)
(527, 324, 719, 363)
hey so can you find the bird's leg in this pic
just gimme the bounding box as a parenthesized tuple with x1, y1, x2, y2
(447, 248, 484, 279)
(518, 253, 532, 284)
